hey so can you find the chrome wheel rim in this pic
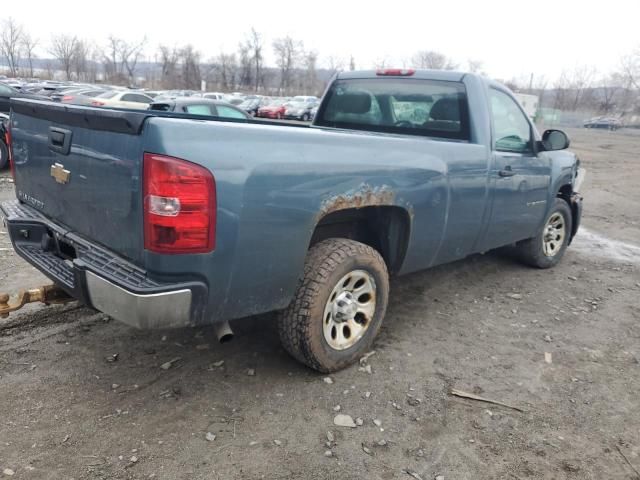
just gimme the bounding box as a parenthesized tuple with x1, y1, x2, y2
(323, 269, 376, 351)
(542, 212, 566, 257)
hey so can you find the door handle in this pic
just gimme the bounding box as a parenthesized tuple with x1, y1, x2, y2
(498, 166, 515, 177)
(48, 127, 72, 155)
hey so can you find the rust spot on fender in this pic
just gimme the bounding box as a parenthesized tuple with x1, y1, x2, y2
(319, 183, 396, 217)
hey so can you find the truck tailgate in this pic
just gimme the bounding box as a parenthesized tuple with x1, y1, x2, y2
(10, 99, 148, 263)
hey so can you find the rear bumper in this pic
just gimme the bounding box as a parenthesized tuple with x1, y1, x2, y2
(1, 200, 207, 329)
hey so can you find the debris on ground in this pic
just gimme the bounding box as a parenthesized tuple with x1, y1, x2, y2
(449, 388, 524, 413)
(323, 377, 334, 384)
(160, 357, 181, 370)
(545, 352, 553, 364)
(402, 468, 424, 480)
(205, 432, 216, 442)
(105, 353, 118, 363)
(373, 419, 382, 427)
(333, 414, 356, 428)
(247, 368, 256, 376)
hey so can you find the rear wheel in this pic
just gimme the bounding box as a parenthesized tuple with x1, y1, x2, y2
(515, 198, 572, 268)
(278, 238, 389, 372)
(302, 113, 310, 121)
(0, 140, 8, 170)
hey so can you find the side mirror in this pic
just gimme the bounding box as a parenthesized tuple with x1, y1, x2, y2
(541, 129, 570, 151)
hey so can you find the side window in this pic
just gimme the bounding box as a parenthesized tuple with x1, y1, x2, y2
(122, 94, 151, 104)
(184, 104, 214, 116)
(490, 89, 532, 153)
(216, 105, 247, 119)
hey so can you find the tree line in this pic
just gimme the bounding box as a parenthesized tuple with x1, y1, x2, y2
(1, 16, 639, 113)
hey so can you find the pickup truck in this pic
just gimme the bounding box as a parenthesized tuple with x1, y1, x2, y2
(1, 69, 584, 372)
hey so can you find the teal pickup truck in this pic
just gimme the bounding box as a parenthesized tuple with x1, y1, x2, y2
(1, 69, 583, 372)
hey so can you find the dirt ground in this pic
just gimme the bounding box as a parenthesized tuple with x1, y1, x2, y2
(1, 127, 639, 479)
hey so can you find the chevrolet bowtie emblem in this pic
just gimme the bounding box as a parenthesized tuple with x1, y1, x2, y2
(50, 163, 71, 184)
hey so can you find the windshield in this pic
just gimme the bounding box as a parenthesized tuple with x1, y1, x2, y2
(316, 78, 470, 140)
(288, 102, 306, 109)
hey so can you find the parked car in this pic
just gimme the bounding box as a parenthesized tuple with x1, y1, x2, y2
(223, 96, 245, 106)
(90, 90, 154, 110)
(149, 98, 250, 119)
(196, 92, 226, 100)
(238, 97, 268, 116)
(256, 99, 290, 119)
(2, 69, 584, 372)
(52, 87, 106, 103)
(583, 117, 622, 130)
(283, 100, 318, 121)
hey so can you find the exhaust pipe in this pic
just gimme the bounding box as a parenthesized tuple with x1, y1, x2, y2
(213, 321, 234, 343)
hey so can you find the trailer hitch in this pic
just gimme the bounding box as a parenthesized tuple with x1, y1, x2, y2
(0, 285, 74, 318)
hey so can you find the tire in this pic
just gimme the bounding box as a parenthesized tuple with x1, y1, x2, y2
(302, 113, 310, 122)
(278, 238, 389, 372)
(515, 198, 573, 269)
(0, 140, 8, 170)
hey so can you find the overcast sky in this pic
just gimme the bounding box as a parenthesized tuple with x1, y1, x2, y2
(5, 0, 639, 81)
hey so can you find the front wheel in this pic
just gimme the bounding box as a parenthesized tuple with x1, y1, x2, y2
(515, 198, 573, 268)
(278, 238, 389, 372)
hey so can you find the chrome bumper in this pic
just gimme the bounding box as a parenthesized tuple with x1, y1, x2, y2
(86, 272, 192, 329)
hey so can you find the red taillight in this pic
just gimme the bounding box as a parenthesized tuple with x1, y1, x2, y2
(91, 100, 105, 106)
(62, 95, 74, 101)
(376, 68, 415, 76)
(143, 153, 216, 254)
(5, 125, 14, 180)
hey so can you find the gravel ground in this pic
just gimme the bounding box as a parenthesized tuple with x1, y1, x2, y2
(0, 127, 639, 479)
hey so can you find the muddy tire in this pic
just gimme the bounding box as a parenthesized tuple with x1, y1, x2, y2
(278, 238, 389, 372)
(515, 198, 573, 269)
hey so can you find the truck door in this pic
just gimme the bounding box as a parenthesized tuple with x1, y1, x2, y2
(481, 88, 551, 250)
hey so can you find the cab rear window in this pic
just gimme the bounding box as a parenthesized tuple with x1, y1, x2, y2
(315, 78, 470, 141)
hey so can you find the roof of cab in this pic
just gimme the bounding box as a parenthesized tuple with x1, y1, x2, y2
(336, 69, 468, 82)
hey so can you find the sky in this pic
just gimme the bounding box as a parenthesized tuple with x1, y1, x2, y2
(4, 0, 640, 82)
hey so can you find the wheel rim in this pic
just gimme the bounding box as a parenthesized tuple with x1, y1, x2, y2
(323, 269, 376, 351)
(542, 212, 566, 257)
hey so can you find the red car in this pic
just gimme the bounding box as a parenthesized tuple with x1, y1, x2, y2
(257, 99, 290, 119)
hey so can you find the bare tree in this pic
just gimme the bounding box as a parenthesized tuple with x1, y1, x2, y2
(411, 50, 457, 70)
(102, 35, 122, 82)
(21, 32, 38, 78)
(273, 36, 302, 95)
(179, 45, 201, 90)
(619, 49, 639, 90)
(467, 59, 484, 74)
(216, 52, 237, 90)
(244, 28, 263, 91)
(238, 43, 252, 88)
(568, 66, 596, 111)
(0, 18, 24, 76)
(120, 38, 147, 86)
(349, 56, 356, 71)
(303, 50, 318, 94)
(158, 45, 179, 88)
(596, 75, 620, 114)
(72, 39, 91, 81)
(326, 55, 345, 77)
(49, 34, 78, 80)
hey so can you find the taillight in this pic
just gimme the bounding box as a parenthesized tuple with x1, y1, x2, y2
(143, 153, 216, 254)
(62, 95, 74, 101)
(91, 100, 105, 106)
(376, 68, 415, 76)
(5, 124, 14, 180)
